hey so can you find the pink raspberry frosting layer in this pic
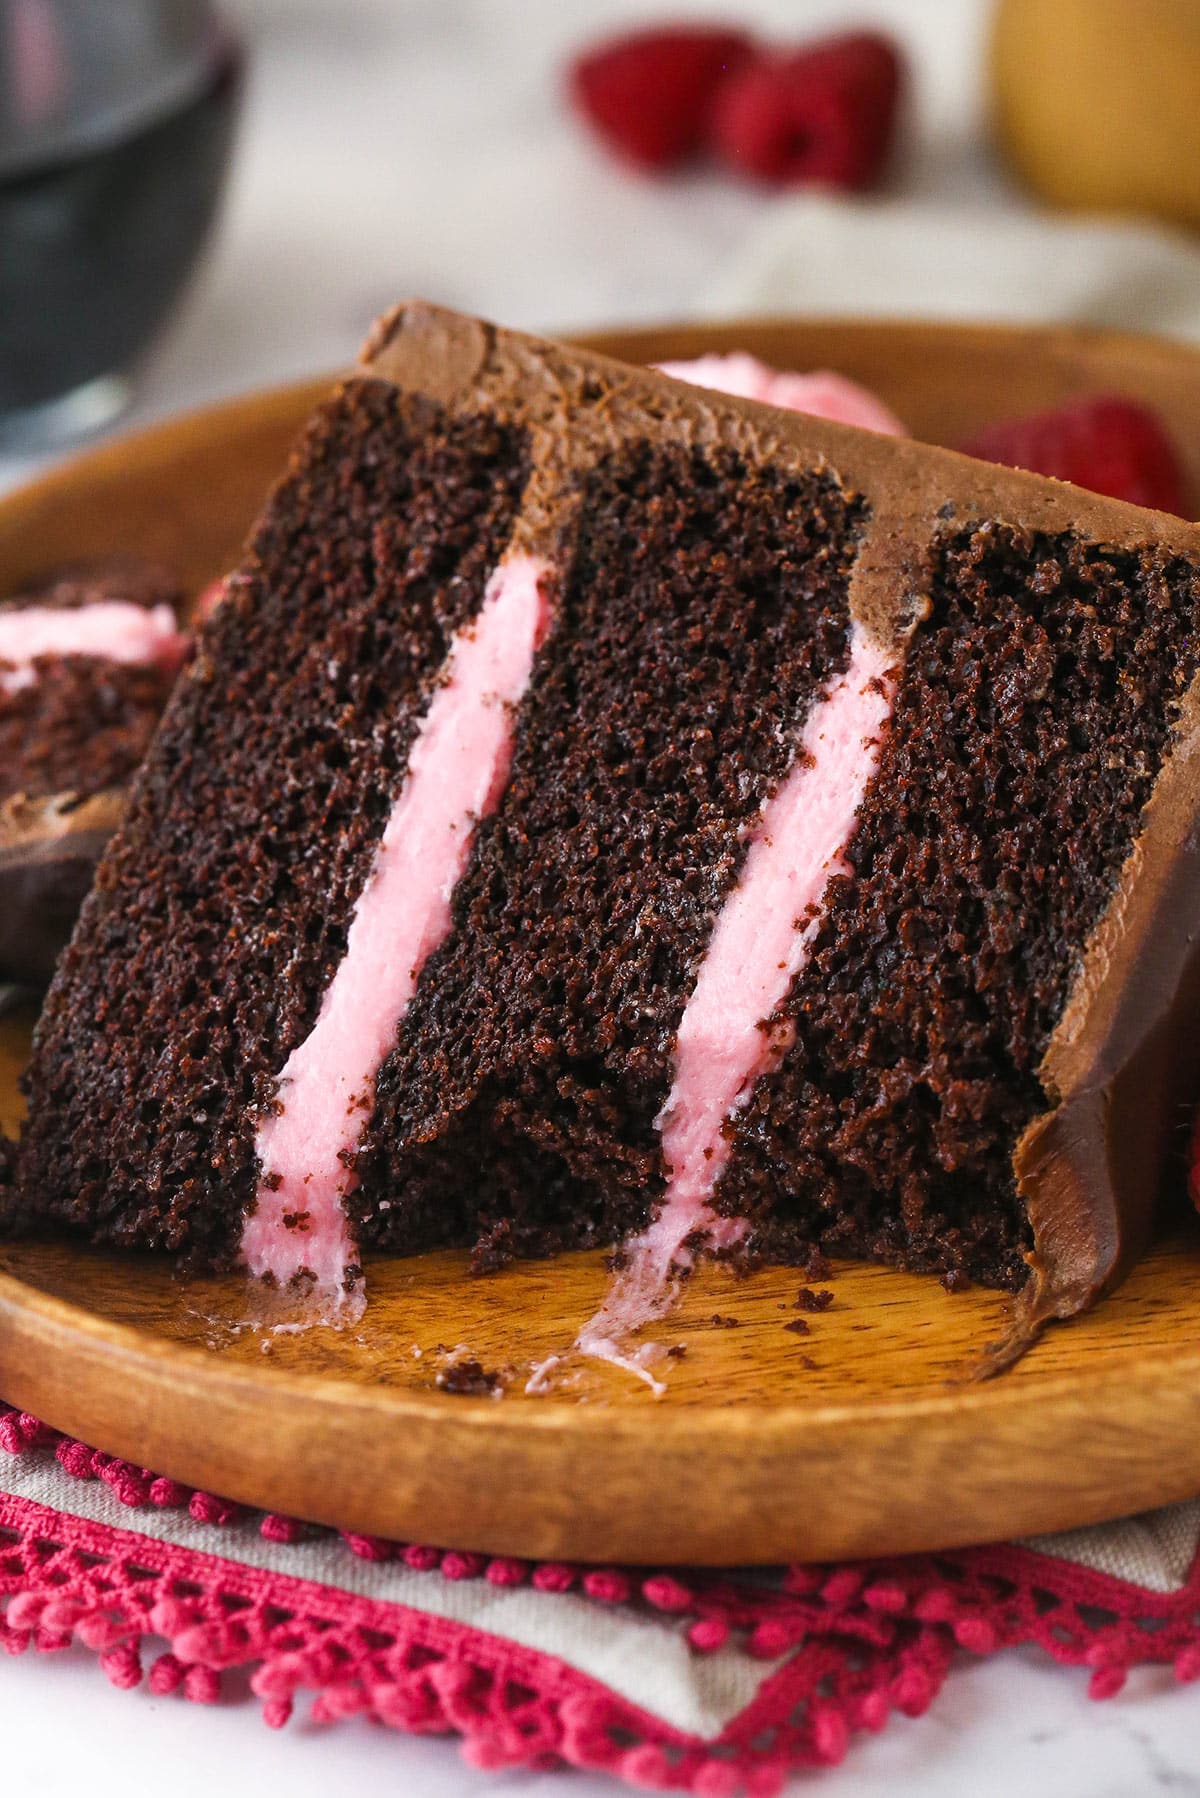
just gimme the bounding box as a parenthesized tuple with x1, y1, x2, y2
(0, 601, 189, 693)
(536, 624, 897, 1392)
(242, 554, 551, 1305)
(656, 353, 907, 437)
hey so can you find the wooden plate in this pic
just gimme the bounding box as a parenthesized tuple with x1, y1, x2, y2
(3, 318, 1200, 1568)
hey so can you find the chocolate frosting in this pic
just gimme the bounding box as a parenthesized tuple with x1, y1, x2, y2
(362, 302, 1200, 1350)
(0, 788, 125, 983)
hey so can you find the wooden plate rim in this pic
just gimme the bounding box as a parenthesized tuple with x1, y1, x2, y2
(3, 314, 1200, 1561)
(6, 1253, 1200, 1433)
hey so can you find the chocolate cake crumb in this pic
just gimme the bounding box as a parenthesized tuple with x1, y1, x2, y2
(709, 1314, 740, 1328)
(469, 1218, 516, 1275)
(941, 1268, 972, 1293)
(666, 1343, 687, 1359)
(435, 1357, 504, 1396)
(796, 1288, 835, 1312)
(783, 1318, 811, 1335)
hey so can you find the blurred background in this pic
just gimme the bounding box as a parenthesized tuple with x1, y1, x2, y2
(3, 0, 1200, 474)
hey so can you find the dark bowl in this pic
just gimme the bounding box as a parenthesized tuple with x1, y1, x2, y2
(0, 18, 241, 432)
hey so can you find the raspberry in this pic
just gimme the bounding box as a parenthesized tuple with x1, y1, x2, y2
(960, 397, 1187, 515)
(569, 25, 754, 171)
(710, 32, 904, 190)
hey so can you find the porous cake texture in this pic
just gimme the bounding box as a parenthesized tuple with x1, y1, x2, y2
(359, 440, 865, 1266)
(721, 525, 1200, 1291)
(12, 306, 1200, 1364)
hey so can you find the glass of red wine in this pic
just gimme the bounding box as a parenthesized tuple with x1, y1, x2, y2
(0, 0, 241, 445)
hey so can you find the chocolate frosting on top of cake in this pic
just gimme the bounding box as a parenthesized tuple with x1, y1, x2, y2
(364, 302, 1200, 1350)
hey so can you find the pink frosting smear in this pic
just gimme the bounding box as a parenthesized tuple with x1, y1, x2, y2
(656, 353, 907, 438)
(0, 601, 189, 693)
(531, 625, 897, 1393)
(242, 553, 551, 1309)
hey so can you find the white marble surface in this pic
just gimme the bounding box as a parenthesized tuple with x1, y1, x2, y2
(1, 0, 1198, 1791)
(2, 1631, 1198, 1798)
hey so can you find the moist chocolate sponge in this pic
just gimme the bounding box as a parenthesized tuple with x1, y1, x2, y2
(16, 380, 528, 1262)
(719, 525, 1200, 1288)
(352, 440, 864, 1262)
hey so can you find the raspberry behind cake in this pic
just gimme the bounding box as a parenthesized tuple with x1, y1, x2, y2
(11, 305, 1200, 1371)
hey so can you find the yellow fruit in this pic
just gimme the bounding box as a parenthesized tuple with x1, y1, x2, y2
(991, 0, 1200, 230)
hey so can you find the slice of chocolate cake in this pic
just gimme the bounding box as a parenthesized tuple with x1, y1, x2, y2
(12, 305, 1200, 1373)
(0, 560, 189, 982)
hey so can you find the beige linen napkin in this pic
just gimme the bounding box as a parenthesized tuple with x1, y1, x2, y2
(699, 194, 1200, 340)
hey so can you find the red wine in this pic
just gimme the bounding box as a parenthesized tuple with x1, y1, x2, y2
(0, 30, 240, 417)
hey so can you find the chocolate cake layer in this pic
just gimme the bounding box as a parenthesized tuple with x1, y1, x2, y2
(719, 524, 1200, 1289)
(15, 381, 529, 1261)
(353, 439, 864, 1259)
